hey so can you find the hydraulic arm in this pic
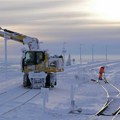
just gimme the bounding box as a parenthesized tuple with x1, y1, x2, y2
(0, 27, 39, 50)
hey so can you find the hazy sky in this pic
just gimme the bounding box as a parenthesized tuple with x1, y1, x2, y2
(0, 0, 120, 56)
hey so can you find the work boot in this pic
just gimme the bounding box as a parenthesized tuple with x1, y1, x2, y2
(99, 77, 102, 80)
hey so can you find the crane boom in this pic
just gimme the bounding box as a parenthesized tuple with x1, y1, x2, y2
(0, 27, 64, 89)
(0, 27, 39, 50)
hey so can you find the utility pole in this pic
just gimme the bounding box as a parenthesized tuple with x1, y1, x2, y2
(105, 45, 108, 61)
(79, 44, 82, 64)
(4, 32, 8, 80)
(62, 42, 67, 66)
(39, 41, 43, 50)
(92, 45, 94, 62)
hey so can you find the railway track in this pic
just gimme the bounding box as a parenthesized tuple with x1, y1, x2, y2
(96, 81, 120, 116)
(89, 80, 120, 120)
(0, 89, 31, 107)
(0, 87, 41, 116)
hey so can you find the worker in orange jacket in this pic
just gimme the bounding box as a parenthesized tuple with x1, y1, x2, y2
(99, 66, 105, 80)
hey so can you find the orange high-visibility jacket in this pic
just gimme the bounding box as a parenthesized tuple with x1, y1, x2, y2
(99, 67, 104, 73)
(99, 66, 104, 79)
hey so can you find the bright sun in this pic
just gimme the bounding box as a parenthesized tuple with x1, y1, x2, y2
(89, 0, 120, 21)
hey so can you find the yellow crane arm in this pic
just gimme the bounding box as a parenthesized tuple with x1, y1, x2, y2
(0, 27, 39, 50)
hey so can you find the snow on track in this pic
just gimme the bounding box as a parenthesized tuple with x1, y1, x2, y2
(0, 61, 120, 120)
(0, 89, 40, 116)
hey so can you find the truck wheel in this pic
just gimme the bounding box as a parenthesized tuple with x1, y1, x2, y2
(23, 73, 31, 87)
(51, 84, 54, 88)
(54, 81, 57, 85)
(45, 74, 50, 88)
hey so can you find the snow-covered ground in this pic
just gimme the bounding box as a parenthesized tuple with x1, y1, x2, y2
(0, 61, 120, 120)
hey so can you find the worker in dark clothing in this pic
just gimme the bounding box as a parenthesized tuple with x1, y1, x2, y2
(99, 66, 105, 80)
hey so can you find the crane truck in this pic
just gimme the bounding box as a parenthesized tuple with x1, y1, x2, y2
(0, 27, 64, 89)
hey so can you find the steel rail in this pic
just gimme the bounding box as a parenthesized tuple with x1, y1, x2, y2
(96, 81, 120, 116)
(89, 80, 120, 120)
(0, 89, 31, 107)
(0, 91, 41, 116)
(112, 107, 120, 120)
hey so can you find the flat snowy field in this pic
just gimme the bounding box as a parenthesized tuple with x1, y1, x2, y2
(0, 61, 120, 120)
